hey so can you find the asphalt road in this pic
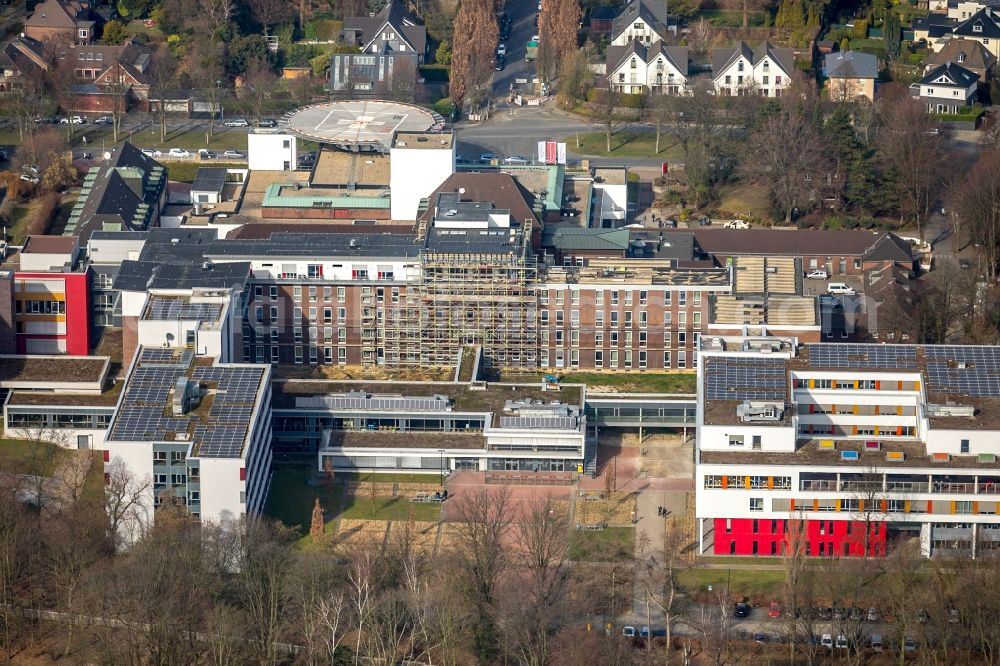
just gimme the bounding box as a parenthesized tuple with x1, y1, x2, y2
(492, 0, 538, 99)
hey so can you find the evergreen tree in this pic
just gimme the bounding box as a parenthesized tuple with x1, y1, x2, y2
(884, 11, 901, 59)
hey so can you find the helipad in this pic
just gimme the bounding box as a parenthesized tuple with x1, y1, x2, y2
(282, 100, 442, 152)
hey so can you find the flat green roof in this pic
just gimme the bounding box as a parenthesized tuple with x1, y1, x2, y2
(262, 183, 391, 209)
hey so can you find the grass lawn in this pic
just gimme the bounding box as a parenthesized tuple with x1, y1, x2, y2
(4, 204, 32, 244)
(0, 438, 70, 476)
(341, 495, 442, 521)
(680, 567, 785, 600)
(164, 161, 245, 184)
(75, 125, 251, 152)
(715, 182, 774, 220)
(569, 526, 635, 562)
(699, 9, 768, 27)
(572, 131, 683, 159)
(264, 462, 342, 542)
(498, 371, 696, 394)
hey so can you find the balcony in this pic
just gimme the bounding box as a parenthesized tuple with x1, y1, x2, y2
(840, 481, 882, 492)
(886, 481, 929, 493)
(932, 481, 976, 494)
(978, 483, 1000, 494)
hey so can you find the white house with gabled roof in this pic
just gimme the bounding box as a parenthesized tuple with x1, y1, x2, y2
(712, 41, 795, 97)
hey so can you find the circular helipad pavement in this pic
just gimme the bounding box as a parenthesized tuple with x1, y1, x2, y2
(282, 100, 440, 151)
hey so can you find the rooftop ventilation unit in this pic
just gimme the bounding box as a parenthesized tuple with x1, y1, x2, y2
(172, 376, 201, 416)
(927, 403, 975, 418)
(736, 401, 784, 423)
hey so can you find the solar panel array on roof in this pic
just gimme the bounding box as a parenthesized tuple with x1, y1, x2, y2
(705, 357, 786, 401)
(499, 416, 579, 430)
(808, 344, 917, 370)
(108, 348, 265, 456)
(925, 346, 1000, 397)
(146, 297, 223, 321)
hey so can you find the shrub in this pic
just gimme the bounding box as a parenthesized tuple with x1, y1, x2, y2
(304, 19, 342, 41)
(852, 19, 869, 39)
(25, 192, 60, 237)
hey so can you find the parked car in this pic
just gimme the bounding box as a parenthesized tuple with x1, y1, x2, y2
(768, 601, 781, 618)
(815, 606, 832, 620)
(805, 269, 829, 280)
(835, 635, 848, 650)
(917, 609, 930, 624)
(871, 634, 884, 652)
(753, 632, 768, 644)
(198, 149, 215, 160)
(503, 155, 528, 165)
(33, 116, 57, 124)
(724, 219, 750, 229)
(904, 637, 917, 653)
(497, 42, 507, 56)
(19, 173, 39, 184)
(639, 626, 665, 638)
(480, 153, 497, 163)
(621, 625, 636, 638)
(59, 116, 85, 124)
(256, 118, 278, 128)
(222, 150, 246, 159)
(495, 55, 505, 71)
(93, 116, 113, 125)
(960, 259, 972, 269)
(820, 634, 833, 650)
(734, 602, 751, 618)
(142, 148, 163, 158)
(867, 607, 880, 623)
(168, 148, 191, 158)
(224, 118, 250, 127)
(697, 216, 711, 226)
(827, 282, 856, 296)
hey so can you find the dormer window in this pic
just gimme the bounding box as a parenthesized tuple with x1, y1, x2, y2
(958, 51, 966, 62)
(78, 29, 88, 38)
(974, 23, 983, 32)
(634, 21, 642, 29)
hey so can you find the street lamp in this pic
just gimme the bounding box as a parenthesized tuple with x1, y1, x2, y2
(438, 449, 446, 488)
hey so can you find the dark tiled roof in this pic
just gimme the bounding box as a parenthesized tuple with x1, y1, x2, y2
(541, 227, 630, 251)
(954, 8, 1000, 38)
(24, 0, 79, 28)
(712, 41, 794, 75)
(68, 142, 166, 241)
(343, 0, 426, 55)
(919, 61, 979, 87)
(606, 41, 688, 76)
(419, 173, 538, 226)
(678, 229, 913, 261)
(113, 259, 251, 292)
(824, 50, 878, 79)
(611, 0, 670, 39)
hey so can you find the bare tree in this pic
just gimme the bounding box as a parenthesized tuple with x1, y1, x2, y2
(596, 87, 623, 154)
(781, 512, 820, 665)
(148, 45, 178, 144)
(451, 486, 513, 664)
(847, 464, 888, 559)
(248, 0, 292, 37)
(740, 81, 828, 224)
(99, 59, 133, 143)
(237, 57, 279, 124)
(878, 84, 942, 241)
(236, 518, 295, 665)
(104, 457, 152, 552)
(348, 550, 377, 666)
(498, 497, 573, 665)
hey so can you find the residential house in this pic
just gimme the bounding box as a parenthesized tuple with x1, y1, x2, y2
(712, 41, 795, 97)
(0, 36, 48, 93)
(64, 142, 168, 242)
(912, 61, 978, 112)
(823, 50, 878, 102)
(327, 52, 417, 101)
(342, 0, 428, 64)
(912, 12, 959, 47)
(606, 41, 689, 94)
(951, 7, 1000, 56)
(24, 0, 96, 45)
(922, 37, 996, 81)
(610, 0, 677, 46)
(68, 39, 151, 112)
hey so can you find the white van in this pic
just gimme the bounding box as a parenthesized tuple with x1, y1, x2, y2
(827, 283, 856, 295)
